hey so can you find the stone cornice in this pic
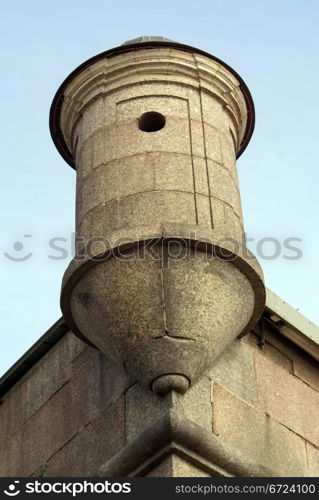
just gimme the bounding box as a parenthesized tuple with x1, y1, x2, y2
(98, 410, 276, 477)
(50, 41, 254, 168)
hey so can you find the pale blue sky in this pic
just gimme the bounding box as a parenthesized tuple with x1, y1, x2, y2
(1, 0, 318, 376)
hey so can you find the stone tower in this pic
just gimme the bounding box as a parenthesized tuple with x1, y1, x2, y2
(50, 36, 265, 474)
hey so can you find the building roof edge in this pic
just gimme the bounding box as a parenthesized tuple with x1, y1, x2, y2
(1, 290, 318, 399)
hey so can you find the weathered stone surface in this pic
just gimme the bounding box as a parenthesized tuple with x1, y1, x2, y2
(46, 397, 125, 477)
(220, 132, 236, 171)
(262, 342, 293, 372)
(262, 327, 297, 357)
(116, 190, 196, 229)
(88, 118, 191, 167)
(100, 406, 275, 477)
(89, 350, 133, 415)
(195, 193, 212, 226)
(263, 324, 319, 389)
(255, 349, 319, 446)
(0, 332, 85, 446)
(212, 384, 308, 476)
(0, 370, 91, 476)
(147, 455, 211, 477)
(70, 240, 257, 394)
(0, 337, 130, 477)
(208, 337, 256, 404)
(209, 161, 241, 217)
(193, 156, 209, 196)
(201, 92, 229, 134)
(162, 247, 255, 348)
(293, 354, 319, 392)
(117, 94, 189, 122)
(126, 377, 212, 441)
(82, 97, 107, 139)
(189, 120, 206, 158)
(0, 432, 20, 477)
(203, 123, 223, 164)
(153, 152, 194, 193)
(125, 336, 210, 394)
(59, 42, 265, 401)
(70, 250, 165, 364)
(306, 444, 319, 477)
(69, 343, 134, 418)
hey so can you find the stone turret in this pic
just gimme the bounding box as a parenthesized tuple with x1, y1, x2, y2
(50, 37, 265, 396)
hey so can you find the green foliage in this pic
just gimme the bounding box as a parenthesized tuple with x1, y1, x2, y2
(36, 460, 49, 477)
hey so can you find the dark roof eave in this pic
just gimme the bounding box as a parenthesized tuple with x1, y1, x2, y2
(0, 318, 68, 400)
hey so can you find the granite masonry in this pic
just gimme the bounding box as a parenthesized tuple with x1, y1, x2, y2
(0, 38, 318, 477)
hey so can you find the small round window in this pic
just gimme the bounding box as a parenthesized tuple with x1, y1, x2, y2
(138, 112, 166, 132)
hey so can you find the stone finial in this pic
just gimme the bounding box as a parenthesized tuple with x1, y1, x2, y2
(50, 38, 265, 395)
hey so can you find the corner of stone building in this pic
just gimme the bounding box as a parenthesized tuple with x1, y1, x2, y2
(9, 36, 311, 478)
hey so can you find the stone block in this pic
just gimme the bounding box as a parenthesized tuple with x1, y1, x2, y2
(255, 348, 319, 446)
(79, 164, 119, 218)
(189, 120, 206, 158)
(193, 156, 209, 196)
(126, 383, 168, 441)
(147, 455, 211, 477)
(210, 196, 242, 241)
(196, 193, 212, 226)
(117, 190, 197, 230)
(76, 202, 119, 251)
(220, 132, 236, 172)
(209, 161, 241, 217)
(212, 384, 308, 476)
(0, 332, 84, 445)
(208, 337, 256, 404)
(153, 152, 194, 193)
(89, 350, 133, 415)
(46, 397, 125, 477)
(117, 154, 155, 198)
(82, 97, 107, 137)
(262, 325, 319, 387)
(98, 116, 191, 166)
(261, 342, 293, 372)
(0, 431, 20, 476)
(18, 362, 93, 476)
(293, 355, 319, 392)
(116, 95, 189, 122)
(67, 330, 87, 359)
(76, 135, 93, 179)
(306, 444, 319, 477)
(203, 123, 223, 164)
(201, 91, 229, 134)
(126, 377, 212, 441)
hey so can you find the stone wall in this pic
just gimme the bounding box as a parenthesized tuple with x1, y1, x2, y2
(0, 323, 318, 477)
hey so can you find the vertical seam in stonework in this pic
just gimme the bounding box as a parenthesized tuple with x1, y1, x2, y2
(305, 441, 310, 473)
(160, 237, 168, 332)
(187, 99, 198, 224)
(229, 127, 237, 153)
(192, 53, 214, 229)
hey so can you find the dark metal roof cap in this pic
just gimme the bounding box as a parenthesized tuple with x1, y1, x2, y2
(50, 39, 255, 168)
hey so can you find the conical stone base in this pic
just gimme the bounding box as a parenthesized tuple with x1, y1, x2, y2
(62, 242, 257, 393)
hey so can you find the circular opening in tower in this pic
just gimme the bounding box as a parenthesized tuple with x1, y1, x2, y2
(138, 112, 166, 132)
